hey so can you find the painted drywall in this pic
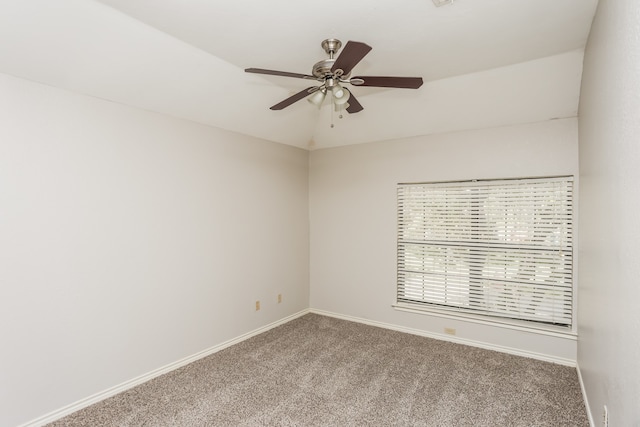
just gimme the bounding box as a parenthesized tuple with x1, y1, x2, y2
(311, 50, 585, 149)
(0, 0, 319, 148)
(0, 1, 590, 150)
(577, 0, 640, 424)
(0, 72, 309, 427)
(309, 119, 579, 362)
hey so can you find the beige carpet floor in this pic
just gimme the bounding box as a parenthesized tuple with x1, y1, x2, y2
(47, 313, 588, 426)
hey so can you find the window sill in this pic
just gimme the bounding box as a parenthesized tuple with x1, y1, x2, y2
(392, 302, 578, 340)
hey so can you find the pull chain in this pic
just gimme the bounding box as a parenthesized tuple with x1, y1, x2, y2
(330, 92, 335, 128)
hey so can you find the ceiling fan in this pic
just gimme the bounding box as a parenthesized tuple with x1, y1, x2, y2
(245, 39, 423, 114)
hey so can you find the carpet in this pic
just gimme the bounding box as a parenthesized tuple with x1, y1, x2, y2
(47, 313, 588, 426)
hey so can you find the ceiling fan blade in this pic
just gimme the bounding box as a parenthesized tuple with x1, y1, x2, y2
(270, 87, 319, 110)
(245, 68, 315, 80)
(346, 93, 364, 114)
(331, 41, 372, 76)
(352, 76, 424, 89)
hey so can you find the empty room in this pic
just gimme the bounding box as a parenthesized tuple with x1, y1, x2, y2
(1, 0, 638, 426)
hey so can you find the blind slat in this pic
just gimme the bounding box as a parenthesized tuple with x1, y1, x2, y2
(397, 177, 574, 328)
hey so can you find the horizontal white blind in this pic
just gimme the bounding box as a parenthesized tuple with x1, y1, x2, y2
(397, 177, 573, 327)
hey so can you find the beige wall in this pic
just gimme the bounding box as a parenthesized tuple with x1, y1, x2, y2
(578, 0, 640, 424)
(1, 67, 589, 426)
(309, 119, 579, 362)
(0, 73, 309, 427)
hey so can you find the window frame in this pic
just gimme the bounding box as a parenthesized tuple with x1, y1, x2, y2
(395, 176, 576, 335)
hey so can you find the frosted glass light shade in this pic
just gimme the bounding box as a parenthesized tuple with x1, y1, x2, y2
(333, 87, 350, 105)
(307, 89, 326, 107)
(334, 102, 350, 112)
(332, 84, 345, 99)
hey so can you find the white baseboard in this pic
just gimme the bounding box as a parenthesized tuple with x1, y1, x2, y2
(21, 308, 580, 426)
(310, 308, 577, 367)
(576, 362, 595, 427)
(19, 309, 310, 427)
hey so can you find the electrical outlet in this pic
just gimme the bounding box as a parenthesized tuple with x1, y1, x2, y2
(603, 405, 608, 427)
(255, 301, 260, 311)
(277, 294, 282, 303)
(444, 327, 456, 335)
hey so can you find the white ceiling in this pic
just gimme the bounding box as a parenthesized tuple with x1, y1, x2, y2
(0, 0, 598, 149)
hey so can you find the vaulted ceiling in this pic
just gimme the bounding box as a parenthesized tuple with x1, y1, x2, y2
(0, 0, 598, 149)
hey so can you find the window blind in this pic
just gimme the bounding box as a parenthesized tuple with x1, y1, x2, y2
(397, 177, 574, 327)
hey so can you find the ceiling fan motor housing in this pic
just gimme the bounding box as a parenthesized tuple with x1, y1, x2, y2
(312, 59, 348, 79)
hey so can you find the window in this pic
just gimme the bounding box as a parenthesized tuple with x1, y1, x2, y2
(397, 177, 574, 329)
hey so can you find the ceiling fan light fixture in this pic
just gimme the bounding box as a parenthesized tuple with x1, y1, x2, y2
(307, 88, 327, 108)
(331, 83, 345, 99)
(333, 87, 350, 105)
(334, 101, 350, 112)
